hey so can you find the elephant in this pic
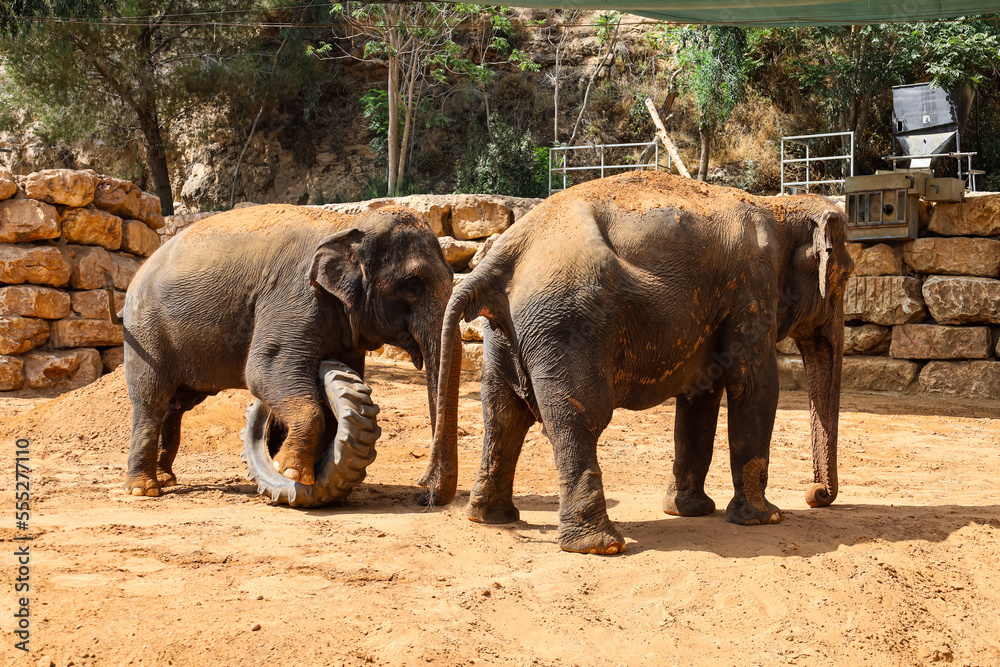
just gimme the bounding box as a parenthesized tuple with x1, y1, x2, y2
(122, 204, 460, 502)
(429, 171, 853, 554)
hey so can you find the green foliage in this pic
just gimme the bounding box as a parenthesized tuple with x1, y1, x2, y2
(907, 20, 1000, 88)
(360, 88, 395, 166)
(593, 11, 622, 45)
(0, 0, 328, 210)
(455, 115, 545, 198)
(662, 25, 752, 131)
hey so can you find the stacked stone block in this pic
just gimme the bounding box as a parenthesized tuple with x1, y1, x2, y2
(0, 168, 163, 392)
(777, 193, 1000, 399)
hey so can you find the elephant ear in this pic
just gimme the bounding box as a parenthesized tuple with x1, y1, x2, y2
(812, 211, 836, 299)
(310, 228, 366, 313)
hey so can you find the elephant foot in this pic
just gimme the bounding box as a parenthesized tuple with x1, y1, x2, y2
(123, 475, 160, 497)
(558, 518, 625, 555)
(467, 497, 520, 524)
(156, 470, 178, 488)
(662, 489, 716, 517)
(270, 448, 315, 486)
(725, 495, 782, 526)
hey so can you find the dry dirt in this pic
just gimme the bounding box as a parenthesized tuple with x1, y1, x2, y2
(1, 358, 999, 666)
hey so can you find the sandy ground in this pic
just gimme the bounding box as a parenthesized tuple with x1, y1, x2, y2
(1, 357, 999, 667)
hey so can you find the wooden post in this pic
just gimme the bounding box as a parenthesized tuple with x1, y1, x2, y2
(645, 97, 691, 179)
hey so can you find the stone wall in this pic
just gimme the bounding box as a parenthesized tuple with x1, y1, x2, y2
(7, 173, 998, 400)
(0, 168, 163, 392)
(778, 193, 1000, 400)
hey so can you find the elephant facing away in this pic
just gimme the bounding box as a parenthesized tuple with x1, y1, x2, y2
(431, 172, 853, 554)
(123, 204, 459, 502)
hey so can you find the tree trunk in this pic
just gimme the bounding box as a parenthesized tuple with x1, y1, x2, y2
(387, 54, 401, 195)
(698, 125, 711, 182)
(135, 102, 174, 216)
(396, 48, 421, 188)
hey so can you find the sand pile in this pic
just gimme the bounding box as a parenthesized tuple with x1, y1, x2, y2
(0, 366, 252, 456)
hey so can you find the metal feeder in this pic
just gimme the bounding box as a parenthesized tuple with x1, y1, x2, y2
(845, 83, 977, 243)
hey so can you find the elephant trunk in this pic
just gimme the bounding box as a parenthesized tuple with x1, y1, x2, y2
(415, 288, 465, 506)
(797, 300, 844, 508)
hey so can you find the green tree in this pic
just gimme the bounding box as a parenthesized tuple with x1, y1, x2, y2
(668, 25, 751, 181)
(0, 0, 316, 214)
(455, 114, 545, 198)
(313, 3, 533, 195)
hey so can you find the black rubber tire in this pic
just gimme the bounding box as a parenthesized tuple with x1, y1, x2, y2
(241, 360, 380, 507)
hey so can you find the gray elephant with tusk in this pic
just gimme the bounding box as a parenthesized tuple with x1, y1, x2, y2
(431, 171, 853, 554)
(121, 204, 459, 503)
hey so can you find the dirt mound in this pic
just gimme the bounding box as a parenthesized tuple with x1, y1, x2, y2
(543, 170, 824, 222)
(1, 367, 252, 457)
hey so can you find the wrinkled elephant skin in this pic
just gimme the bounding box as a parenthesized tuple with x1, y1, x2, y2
(431, 172, 852, 554)
(122, 204, 455, 500)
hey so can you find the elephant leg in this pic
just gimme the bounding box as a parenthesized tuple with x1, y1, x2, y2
(663, 380, 723, 517)
(724, 348, 782, 526)
(155, 391, 207, 488)
(467, 368, 535, 524)
(124, 390, 172, 497)
(535, 382, 622, 554)
(247, 354, 324, 486)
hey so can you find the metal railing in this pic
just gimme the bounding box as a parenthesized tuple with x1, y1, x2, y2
(780, 131, 854, 194)
(548, 141, 667, 195)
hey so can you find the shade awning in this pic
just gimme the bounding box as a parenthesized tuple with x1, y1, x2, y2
(484, 1, 994, 26)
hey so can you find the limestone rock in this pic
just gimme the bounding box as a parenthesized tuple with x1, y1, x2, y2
(0, 355, 24, 391)
(844, 276, 927, 325)
(93, 176, 143, 219)
(22, 348, 103, 390)
(393, 195, 451, 237)
(59, 245, 139, 290)
(842, 356, 920, 392)
(776, 337, 798, 355)
(438, 236, 480, 271)
(847, 243, 903, 276)
(918, 361, 1000, 400)
(468, 233, 500, 271)
(367, 344, 413, 364)
(0, 178, 15, 201)
(779, 355, 919, 392)
(0, 285, 71, 319)
(845, 324, 891, 355)
(70, 290, 126, 320)
(49, 317, 124, 348)
(0, 244, 71, 286)
(23, 169, 97, 207)
(101, 345, 124, 372)
(776, 354, 807, 390)
(450, 196, 513, 240)
(462, 341, 484, 373)
(461, 316, 486, 342)
(0, 198, 60, 243)
(922, 276, 1000, 325)
(137, 192, 165, 230)
(889, 324, 991, 359)
(928, 195, 1000, 237)
(121, 218, 161, 256)
(0, 316, 50, 354)
(903, 237, 1000, 277)
(60, 206, 123, 250)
